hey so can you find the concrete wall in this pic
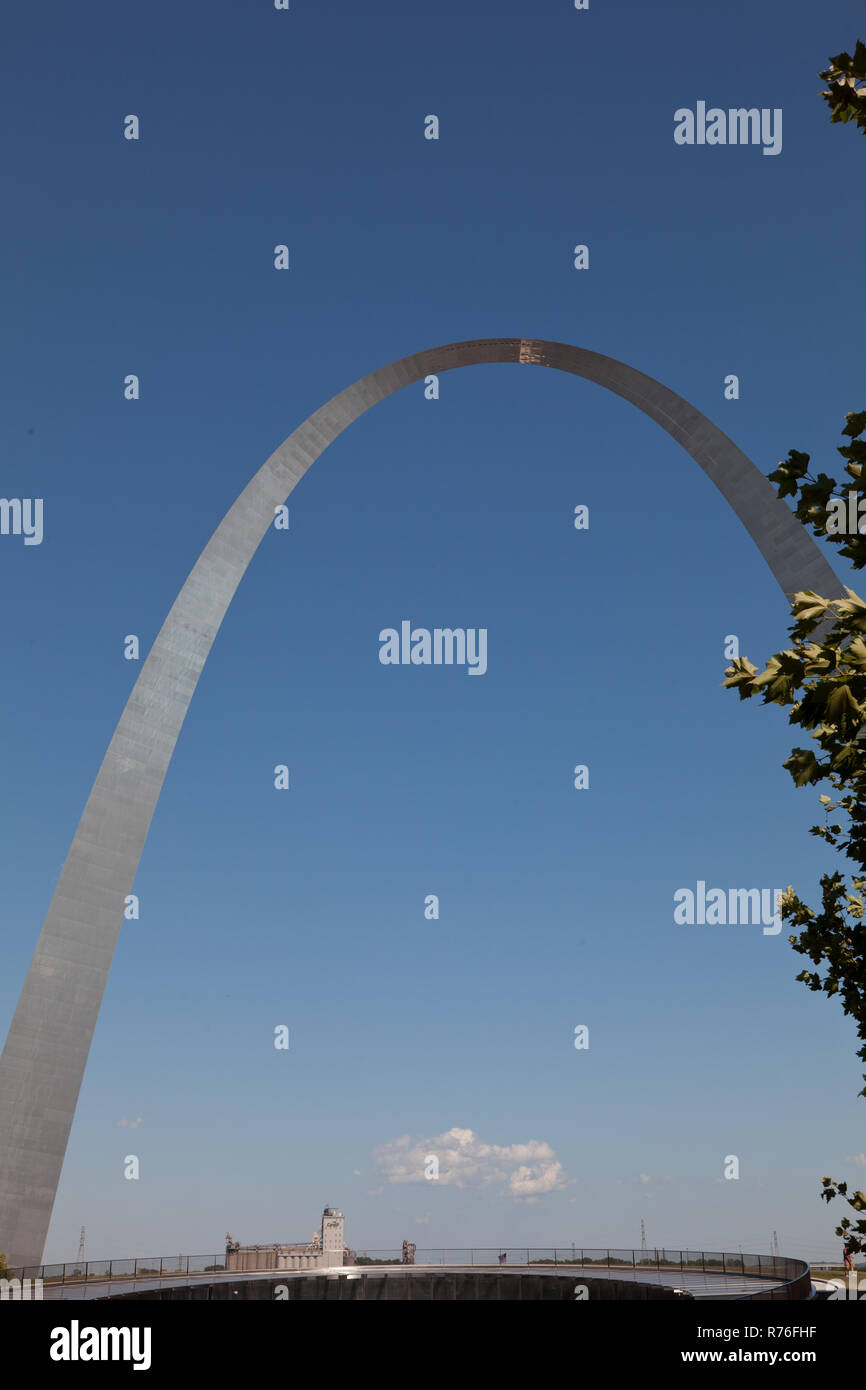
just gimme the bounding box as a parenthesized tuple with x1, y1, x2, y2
(113, 1271, 694, 1301)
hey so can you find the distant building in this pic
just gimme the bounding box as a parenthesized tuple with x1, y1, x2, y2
(226, 1207, 346, 1272)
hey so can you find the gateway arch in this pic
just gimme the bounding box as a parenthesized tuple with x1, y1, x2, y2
(0, 338, 844, 1269)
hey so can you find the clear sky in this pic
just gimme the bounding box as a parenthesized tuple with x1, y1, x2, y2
(1, 0, 864, 1266)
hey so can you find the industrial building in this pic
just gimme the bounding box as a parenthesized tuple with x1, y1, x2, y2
(225, 1208, 346, 1272)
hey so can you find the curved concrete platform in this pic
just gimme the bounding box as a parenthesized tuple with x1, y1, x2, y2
(37, 1262, 810, 1302)
(9, 1246, 812, 1302)
(0, 338, 844, 1268)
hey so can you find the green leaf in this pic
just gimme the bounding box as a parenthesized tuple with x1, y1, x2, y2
(783, 748, 822, 787)
(826, 683, 862, 724)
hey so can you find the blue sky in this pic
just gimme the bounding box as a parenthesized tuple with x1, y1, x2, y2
(1, 0, 865, 1265)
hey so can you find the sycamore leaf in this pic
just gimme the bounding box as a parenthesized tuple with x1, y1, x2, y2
(834, 589, 866, 630)
(843, 636, 866, 668)
(722, 657, 758, 697)
(790, 592, 832, 622)
(783, 748, 822, 786)
(825, 683, 862, 724)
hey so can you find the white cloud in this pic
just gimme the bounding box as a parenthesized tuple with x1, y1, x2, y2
(845, 1154, 866, 1168)
(508, 1162, 568, 1197)
(372, 1127, 569, 1198)
(116, 1117, 143, 1129)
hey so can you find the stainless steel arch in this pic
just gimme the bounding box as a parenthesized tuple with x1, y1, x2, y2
(0, 338, 844, 1267)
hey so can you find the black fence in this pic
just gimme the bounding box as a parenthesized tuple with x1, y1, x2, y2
(4, 1246, 809, 1297)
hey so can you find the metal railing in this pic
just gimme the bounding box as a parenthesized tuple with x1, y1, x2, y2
(350, 1248, 808, 1289)
(6, 1254, 231, 1285)
(3, 1247, 809, 1293)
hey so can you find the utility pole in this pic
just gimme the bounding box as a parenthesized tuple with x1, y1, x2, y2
(76, 1226, 86, 1271)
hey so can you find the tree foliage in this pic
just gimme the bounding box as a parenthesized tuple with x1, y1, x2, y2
(820, 41, 866, 133)
(720, 40, 866, 1258)
(724, 418, 866, 1250)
